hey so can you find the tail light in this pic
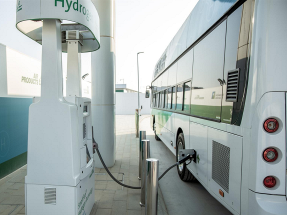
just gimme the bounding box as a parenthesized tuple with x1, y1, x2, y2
(263, 118, 279, 133)
(263, 176, 276, 188)
(263, 148, 278, 162)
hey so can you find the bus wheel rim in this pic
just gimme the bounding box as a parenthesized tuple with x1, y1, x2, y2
(178, 141, 184, 172)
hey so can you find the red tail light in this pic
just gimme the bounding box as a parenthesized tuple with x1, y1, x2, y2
(263, 176, 276, 188)
(263, 148, 278, 162)
(263, 118, 279, 133)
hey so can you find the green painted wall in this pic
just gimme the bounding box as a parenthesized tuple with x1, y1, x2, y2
(0, 152, 27, 179)
(0, 97, 32, 179)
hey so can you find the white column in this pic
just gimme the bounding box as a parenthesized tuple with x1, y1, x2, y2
(66, 41, 82, 97)
(41, 19, 63, 102)
(91, 0, 116, 168)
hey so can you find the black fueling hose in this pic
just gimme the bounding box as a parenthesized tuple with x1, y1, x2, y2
(93, 139, 193, 190)
(94, 142, 141, 189)
(158, 163, 178, 181)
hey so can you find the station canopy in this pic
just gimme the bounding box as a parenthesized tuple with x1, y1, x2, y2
(16, 0, 100, 53)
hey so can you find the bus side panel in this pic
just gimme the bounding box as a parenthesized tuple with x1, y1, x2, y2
(207, 128, 243, 214)
(173, 113, 190, 149)
(160, 111, 176, 155)
(160, 126, 175, 155)
(189, 122, 208, 186)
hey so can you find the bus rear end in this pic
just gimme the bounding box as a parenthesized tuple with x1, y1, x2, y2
(244, 0, 287, 213)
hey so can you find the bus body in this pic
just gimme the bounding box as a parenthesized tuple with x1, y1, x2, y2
(150, 0, 287, 214)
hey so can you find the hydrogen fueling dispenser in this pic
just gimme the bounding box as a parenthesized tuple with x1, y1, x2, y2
(16, 0, 100, 214)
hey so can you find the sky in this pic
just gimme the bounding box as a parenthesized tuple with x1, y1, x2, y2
(0, 0, 199, 92)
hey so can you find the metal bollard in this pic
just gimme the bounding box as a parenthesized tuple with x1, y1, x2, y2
(145, 158, 159, 215)
(140, 140, 150, 207)
(138, 131, 146, 180)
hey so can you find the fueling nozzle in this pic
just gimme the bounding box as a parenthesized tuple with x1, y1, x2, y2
(178, 149, 196, 164)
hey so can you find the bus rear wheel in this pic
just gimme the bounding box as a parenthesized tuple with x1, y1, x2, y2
(176, 133, 197, 182)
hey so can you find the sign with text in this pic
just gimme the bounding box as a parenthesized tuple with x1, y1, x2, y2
(16, 0, 100, 53)
(6, 47, 41, 97)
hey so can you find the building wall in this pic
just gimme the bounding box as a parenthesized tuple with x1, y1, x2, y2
(0, 44, 36, 179)
(0, 97, 32, 179)
(116, 92, 151, 115)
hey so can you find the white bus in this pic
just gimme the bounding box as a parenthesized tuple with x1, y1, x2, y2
(149, 0, 287, 214)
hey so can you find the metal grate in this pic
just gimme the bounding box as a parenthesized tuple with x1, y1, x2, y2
(212, 141, 230, 193)
(226, 69, 240, 102)
(44, 188, 56, 205)
(83, 123, 86, 139)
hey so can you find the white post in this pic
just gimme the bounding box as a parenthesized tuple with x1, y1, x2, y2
(91, 0, 116, 168)
(41, 19, 63, 102)
(66, 40, 82, 97)
(137, 52, 143, 136)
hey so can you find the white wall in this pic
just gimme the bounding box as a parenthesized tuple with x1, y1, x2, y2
(0, 44, 41, 97)
(116, 93, 151, 115)
(0, 0, 41, 61)
(0, 44, 7, 97)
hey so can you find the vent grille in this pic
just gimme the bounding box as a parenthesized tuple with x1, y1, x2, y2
(226, 69, 240, 102)
(212, 141, 230, 193)
(44, 188, 56, 205)
(83, 123, 86, 139)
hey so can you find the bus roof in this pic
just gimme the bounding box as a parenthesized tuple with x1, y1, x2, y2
(152, 0, 242, 81)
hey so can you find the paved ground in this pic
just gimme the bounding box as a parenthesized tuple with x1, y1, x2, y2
(0, 115, 167, 215)
(91, 115, 167, 215)
(0, 115, 231, 215)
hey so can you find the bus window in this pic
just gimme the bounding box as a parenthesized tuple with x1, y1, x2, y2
(165, 90, 168, 108)
(161, 91, 165, 108)
(167, 88, 172, 109)
(183, 81, 191, 112)
(172, 87, 176, 109)
(153, 94, 156, 107)
(191, 21, 226, 120)
(176, 84, 183, 111)
(157, 93, 160, 108)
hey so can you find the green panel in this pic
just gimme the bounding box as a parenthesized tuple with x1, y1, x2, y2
(0, 152, 27, 179)
(221, 106, 233, 124)
(116, 90, 124, 92)
(151, 109, 173, 135)
(190, 105, 221, 120)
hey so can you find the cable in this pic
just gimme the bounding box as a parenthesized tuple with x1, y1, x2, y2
(158, 163, 178, 181)
(96, 142, 179, 185)
(93, 132, 194, 189)
(95, 143, 141, 189)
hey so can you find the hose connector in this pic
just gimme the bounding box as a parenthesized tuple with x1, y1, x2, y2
(178, 149, 196, 164)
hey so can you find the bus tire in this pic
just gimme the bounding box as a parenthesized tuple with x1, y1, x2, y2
(176, 133, 197, 182)
(154, 123, 160, 141)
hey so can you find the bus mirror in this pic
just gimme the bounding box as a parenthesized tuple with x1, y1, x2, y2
(145, 90, 150, 98)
